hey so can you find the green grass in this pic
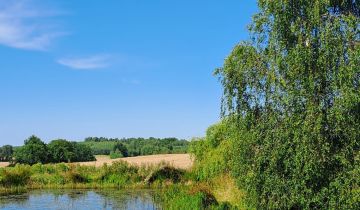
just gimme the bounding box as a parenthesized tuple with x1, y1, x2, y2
(0, 161, 245, 209)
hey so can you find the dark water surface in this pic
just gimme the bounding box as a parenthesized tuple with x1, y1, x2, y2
(0, 189, 161, 210)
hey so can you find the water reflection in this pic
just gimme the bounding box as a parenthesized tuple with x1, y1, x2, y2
(0, 189, 160, 210)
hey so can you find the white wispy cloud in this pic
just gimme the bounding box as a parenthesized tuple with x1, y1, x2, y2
(57, 54, 114, 70)
(0, 0, 65, 50)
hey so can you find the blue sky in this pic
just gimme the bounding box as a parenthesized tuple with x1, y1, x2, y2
(0, 0, 257, 145)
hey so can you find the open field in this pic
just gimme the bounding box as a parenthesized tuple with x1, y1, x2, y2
(0, 154, 193, 169)
(0, 162, 9, 167)
(79, 154, 193, 169)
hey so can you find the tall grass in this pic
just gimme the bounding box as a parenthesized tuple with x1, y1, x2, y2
(0, 160, 243, 209)
(156, 184, 239, 210)
(0, 161, 187, 191)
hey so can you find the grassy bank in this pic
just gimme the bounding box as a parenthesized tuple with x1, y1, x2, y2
(155, 175, 247, 210)
(0, 161, 244, 209)
(0, 161, 170, 190)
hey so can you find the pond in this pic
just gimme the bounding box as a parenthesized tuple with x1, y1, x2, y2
(0, 189, 161, 210)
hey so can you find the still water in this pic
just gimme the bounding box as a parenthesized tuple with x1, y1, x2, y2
(0, 189, 161, 210)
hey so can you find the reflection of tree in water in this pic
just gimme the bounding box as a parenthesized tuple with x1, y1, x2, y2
(47, 190, 91, 209)
(0, 190, 89, 210)
(34, 189, 88, 200)
(0, 193, 30, 207)
(95, 189, 160, 209)
(0, 189, 161, 209)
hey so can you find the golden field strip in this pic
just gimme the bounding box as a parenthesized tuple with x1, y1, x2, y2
(0, 154, 193, 169)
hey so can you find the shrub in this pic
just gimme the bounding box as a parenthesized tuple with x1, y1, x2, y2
(145, 166, 184, 184)
(109, 151, 123, 159)
(112, 142, 128, 157)
(189, 121, 235, 181)
(158, 185, 220, 210)
(64, 168, 88, 183)
(0, 165, 31, 187)
(99, 161, 139, 185)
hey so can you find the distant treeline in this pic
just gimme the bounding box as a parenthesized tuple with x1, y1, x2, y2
(0, 136, 189, 165)
(0, 136, 96, 165)
(81, 137, 189, 157)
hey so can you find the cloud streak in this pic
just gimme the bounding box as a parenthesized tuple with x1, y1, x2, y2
(0, 0, 65, 50)
(57, 55, 113, 70)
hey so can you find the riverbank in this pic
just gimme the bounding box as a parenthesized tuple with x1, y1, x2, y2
(0, 160, 244, 209)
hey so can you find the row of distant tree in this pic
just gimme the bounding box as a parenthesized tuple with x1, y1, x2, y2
(82, 137, 189, 156)
(0, 136, 189, 165)
(0, 136, 95, 165)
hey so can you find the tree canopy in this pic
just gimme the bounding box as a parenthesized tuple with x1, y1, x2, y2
(0, 145, 13, 162)
(12, 136, 95, 165)
(48, 140, 76, 163)
(214, 0, 359, 209)
(14, 135, 49, 165)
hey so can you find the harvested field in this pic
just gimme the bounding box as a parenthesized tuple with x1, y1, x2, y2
(78, 154, 193, 169)
(0, 154, 193, 169)
(0, 162, 9, 167)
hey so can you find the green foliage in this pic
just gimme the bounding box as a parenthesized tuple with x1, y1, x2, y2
(73, 143, 96, 162)
(190, 121, 235, 181)
(9, 135, 184, 164)
(99, 161, 140, 186)
(0, 145, 13, 162)
(82, 137, 189, 156)
(146, 166, 184, 184)
(63, 166, 88, 183)
(109, 151, 123, 159)
(0, 161, 169, 189)
(0, 164, 31, 186)
(156, 185, 238, 210)
(214, 0, 360, 209)
(112, 142, 128, 157)
(13, 136, 49, 165)
(48, 140, 75, 163)
(13, 137, 95, 165)
(157, 185, 208, 210)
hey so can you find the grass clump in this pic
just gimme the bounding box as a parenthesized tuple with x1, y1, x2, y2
(156, 184, 238, 210)
(0, 161, 186, 191)
(145, 166, 184, 184)
(0, 164, 31, 187)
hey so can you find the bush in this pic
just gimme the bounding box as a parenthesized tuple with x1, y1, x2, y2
(100, 161, 139, 186)
(145, 166, 184, 184)
(189, 121, 235, 181)
(157, 185, 220, 210)
(0, 165, 31, 187)
(109, 151, 123, 159)
(63, 166, 88, 183)
(112, 142, 128, 157)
